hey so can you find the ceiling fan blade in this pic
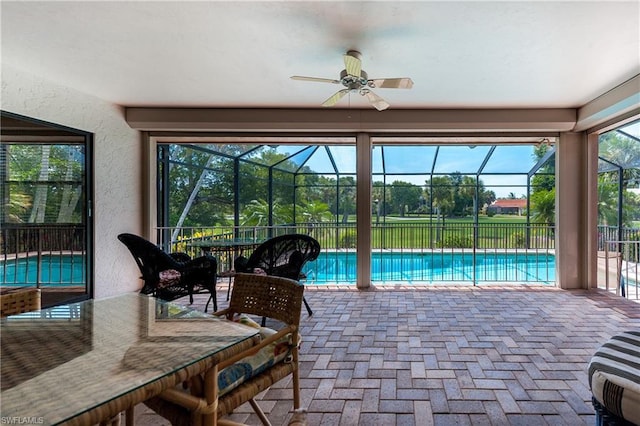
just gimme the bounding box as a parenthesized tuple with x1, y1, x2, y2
(369, 78, 414, 89)
(343, 53, 362, 77)
(291, 76, 340, 84)
(322, 89, 349, 107)
(364, 90, 390, 111)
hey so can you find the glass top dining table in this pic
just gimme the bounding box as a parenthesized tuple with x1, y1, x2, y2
(189, 238, 265, 279)
(188, 238, 265, 263)
(0, 293, 259, 425)
(188, 238, 264, 251)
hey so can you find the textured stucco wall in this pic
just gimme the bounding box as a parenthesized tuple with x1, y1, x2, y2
(2, 65, 143, 298)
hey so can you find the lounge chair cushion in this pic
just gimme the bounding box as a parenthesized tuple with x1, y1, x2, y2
(218, 315, 296, 396)
(588, 331, 640, 425)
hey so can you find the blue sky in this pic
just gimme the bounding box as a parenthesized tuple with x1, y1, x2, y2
(277, 144, 544, 199)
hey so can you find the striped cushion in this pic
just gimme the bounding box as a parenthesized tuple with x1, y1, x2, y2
(588, 331, 640, 425)
(218, 315, 296, 396)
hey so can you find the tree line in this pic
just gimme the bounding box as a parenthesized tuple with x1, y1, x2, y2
(162, 144, 557, 227)
(5, 136, 639, 230)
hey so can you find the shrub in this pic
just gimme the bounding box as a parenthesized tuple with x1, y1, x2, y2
(339, 231, 357, 248)
(624, 231, 640, 263)
(437, 235, 473, 248)
(511, 231, 526, 248)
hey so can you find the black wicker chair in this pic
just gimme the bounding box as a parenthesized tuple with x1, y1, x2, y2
(118, 233, 218, 312)
(235, 233, 320, 320)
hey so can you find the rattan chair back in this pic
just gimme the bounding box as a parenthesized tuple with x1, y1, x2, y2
(0, 288, 41, 317)
(143, 273, 305, 426)
(223, 273, 304, 327)
(218, 273, 305, 422)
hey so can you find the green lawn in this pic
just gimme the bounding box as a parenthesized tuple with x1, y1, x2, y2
(380, 214, 527, 224)
(319, 214, 549, 249)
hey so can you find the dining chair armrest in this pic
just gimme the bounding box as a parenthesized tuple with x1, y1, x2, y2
(212, 308, 232, 318)
(218, 325, 298, 370)
(0, 288, 41, 317)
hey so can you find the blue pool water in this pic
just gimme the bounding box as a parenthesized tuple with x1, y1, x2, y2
(2, 251, 555, 286)
(1, 254, 86, 286)
(306, 251, 555, 284)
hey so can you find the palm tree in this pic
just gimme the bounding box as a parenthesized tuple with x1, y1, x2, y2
(241, 199, 271, 226)
(299, 201, 333, 223)
(531, 189, 556, 226)
(241, 199, 294, 226)
(5, 193, 32, 223)
(598, 131, 640, 227)
(597, 177, 619, 226)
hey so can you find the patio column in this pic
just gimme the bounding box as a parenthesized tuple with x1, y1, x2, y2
(356, 132, 372, 289)
(585, 132, 600, 289)
(555, 131, 590, 289)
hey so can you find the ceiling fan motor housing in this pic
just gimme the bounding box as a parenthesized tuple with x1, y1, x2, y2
(340, 69, 368, 90)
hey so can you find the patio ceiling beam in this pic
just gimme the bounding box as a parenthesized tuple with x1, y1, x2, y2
(575, 74, 640, 133)
(126, 108, 577, 133)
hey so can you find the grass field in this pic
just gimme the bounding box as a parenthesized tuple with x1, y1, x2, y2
(169, 215, 549, 253)
(312, 215, 551, 250)
(379, 214, 527, 224)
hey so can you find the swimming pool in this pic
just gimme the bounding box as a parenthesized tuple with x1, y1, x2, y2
(1, 254, 87, 286)
(306, 251, 555, 284)
(1, 251, 555, 287)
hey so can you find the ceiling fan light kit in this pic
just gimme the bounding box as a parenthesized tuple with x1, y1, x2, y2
(291, 50, 413, 111)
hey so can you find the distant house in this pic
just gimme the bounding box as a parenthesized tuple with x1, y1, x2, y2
(487, 198, 527, 215)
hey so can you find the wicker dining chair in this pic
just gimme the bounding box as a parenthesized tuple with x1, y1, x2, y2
(143, 273, 305, 426)
(235, 233, 319, 320)
(0, 287, 41, 317)
(118, 233, 219, 311)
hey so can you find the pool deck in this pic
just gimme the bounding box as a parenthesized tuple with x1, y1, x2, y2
(133, 283, 640, 425)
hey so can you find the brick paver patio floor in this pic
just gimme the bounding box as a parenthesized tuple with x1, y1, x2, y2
(134, 284, 640, 426)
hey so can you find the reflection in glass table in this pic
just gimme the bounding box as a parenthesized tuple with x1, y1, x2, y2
(0, 293, 259, 425)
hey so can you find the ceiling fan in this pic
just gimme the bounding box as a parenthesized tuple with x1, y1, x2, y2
(291, 50, 414, 111)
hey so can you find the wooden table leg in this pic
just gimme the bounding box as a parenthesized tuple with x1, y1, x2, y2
(203, 364, 219, 426)
(125, 407, 134, 426)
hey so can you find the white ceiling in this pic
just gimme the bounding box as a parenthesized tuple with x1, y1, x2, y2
(2, 1, 639, 110)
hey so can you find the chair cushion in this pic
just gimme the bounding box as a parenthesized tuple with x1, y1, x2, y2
(158, 269, 181, 288)
(588, 331, 640, 425)
(218, 315, 295, 396)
